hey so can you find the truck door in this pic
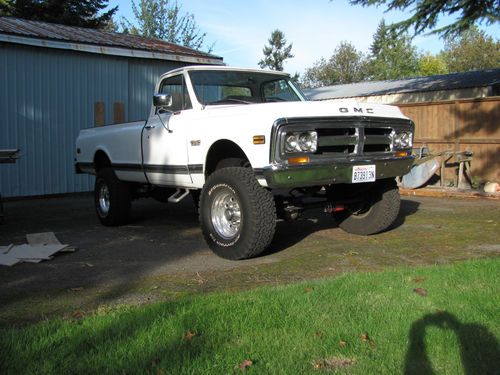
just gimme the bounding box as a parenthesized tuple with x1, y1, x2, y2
(141, 74, 193, 187)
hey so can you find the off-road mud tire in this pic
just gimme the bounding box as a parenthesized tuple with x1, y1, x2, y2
(333, 179, 400, 235)
(94, 168, 131, 226)
(199, 167, 276, 260)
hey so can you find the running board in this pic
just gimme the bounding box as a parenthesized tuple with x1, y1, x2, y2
(168, 188, 190, 203)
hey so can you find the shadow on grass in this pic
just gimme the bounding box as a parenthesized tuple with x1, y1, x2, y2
(1, 301, 211, 375)
(404, 311, 500, 375)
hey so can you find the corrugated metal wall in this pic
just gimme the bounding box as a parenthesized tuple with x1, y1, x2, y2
(0, 43, 186, 197)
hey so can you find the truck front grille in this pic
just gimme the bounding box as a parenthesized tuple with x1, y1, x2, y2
(315, 126, 393, 156)
(363, 128, 393, 153)
(317, 127, 357, 155)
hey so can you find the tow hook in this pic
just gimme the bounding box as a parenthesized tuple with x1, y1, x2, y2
(324, 203, 346, 213)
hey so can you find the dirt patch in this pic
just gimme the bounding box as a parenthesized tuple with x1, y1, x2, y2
(0, 194, 499, 324)
(468, 244, 500, 253)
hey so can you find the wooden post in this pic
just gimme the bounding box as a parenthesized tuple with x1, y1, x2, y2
(113, 102, 125, 124)
(440, 158, 445, 187)
(453, 101, 460, 186)
(94, 102, 105, 127)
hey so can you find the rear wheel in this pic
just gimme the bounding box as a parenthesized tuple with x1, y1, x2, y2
(199, 167, 276, 260)
(94, 168, 131, 226)
(333, 179, 400, 235)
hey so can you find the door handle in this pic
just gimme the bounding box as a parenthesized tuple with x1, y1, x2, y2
(144, 124, 156, 130)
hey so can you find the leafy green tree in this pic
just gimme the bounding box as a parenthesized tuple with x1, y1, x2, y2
(301, 41, 369, 88)
(345, 0, 499, 37)
(418, 53, 449, 76)
(368, 20, 420, 80)
(0, 0, 117, 28)
(124, 0, 210, 51)
(441, 26, 500, 72)
(258, 29, 294, 71)
(0, 0, 8, 15)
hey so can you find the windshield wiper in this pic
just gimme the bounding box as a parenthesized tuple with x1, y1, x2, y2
(206, 98, 253, 105)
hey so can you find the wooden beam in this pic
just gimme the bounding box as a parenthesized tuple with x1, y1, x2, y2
(415, 139, 500, 145)
(113, 102, 125, 124)
(94, 102, 105, 127)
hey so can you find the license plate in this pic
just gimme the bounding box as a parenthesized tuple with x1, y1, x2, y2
(352, 165, 376, 183)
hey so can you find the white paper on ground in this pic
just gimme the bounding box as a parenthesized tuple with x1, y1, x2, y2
(10, 244, 68, 260)
(0, 247, 22, 266)
(1, 232, 77, 266)
(26, 232, 76, 252)
(26, 232, 61, 245)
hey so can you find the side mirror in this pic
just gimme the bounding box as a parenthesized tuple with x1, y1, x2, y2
(153, 94, 172, 108)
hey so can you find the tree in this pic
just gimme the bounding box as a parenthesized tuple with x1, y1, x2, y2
(301, 41, 369, 88)
(258, 29, 294, 71)
(0, 0, 117, 28)
(0, 0, 8, 15)
(368, 20, 420, 80)
(418, 53, 448, 76)
(345, 0, 499, 37)
(441, 26, 500, 73)
(125, 0, 210, 51)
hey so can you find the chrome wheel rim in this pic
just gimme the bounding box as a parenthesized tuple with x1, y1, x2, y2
(98, 183, 110, 216)
(211, 190, 241, 239)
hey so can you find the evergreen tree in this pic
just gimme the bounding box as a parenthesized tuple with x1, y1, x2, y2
(0, 0, 117, 29)
(441, 26, 500, 73)
(125, 0, 210, 51)
(346, 0, 499, 37)
(368, 20, 420, 80)
(258, 29, 294, 71)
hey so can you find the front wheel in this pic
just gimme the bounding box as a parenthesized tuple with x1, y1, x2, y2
(333, 179, 400, 235)
(199, 167, 276, 260)
(94, 168, 131, 226)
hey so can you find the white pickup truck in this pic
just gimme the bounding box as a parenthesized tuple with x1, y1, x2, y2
(76, 65, 414, 259)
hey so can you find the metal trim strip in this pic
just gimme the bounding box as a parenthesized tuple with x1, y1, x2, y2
(0, 34, 224, 65)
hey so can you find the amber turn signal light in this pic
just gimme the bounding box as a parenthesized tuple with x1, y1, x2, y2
(395, 151, 409, 157)
(253, 135, 265, 144)
(288, 156, 310, 164)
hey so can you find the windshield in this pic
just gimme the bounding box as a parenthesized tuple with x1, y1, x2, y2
(188, 70, 304, 106)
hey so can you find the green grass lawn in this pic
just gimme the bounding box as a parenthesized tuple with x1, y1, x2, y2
(1, 258, 499, 375)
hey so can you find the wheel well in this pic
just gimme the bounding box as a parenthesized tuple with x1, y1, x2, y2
(94, 150, 111, 173)
(205, 140, 250, 177)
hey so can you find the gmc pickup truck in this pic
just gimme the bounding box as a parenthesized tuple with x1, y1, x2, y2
(75, 66, 414, 259)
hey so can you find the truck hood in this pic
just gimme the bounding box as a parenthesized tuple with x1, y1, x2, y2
(199, 100, 408, 124)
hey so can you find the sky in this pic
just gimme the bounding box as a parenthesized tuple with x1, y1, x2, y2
(107, 0, 499, 75)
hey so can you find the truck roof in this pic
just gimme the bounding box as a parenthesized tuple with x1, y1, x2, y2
(162, 65, 291, 78)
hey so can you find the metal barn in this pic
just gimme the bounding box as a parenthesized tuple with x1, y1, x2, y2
(0, 17, 223, 198)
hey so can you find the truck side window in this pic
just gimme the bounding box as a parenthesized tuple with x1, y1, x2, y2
(160, 75, 192, 111)
(262, 79, 298, 102)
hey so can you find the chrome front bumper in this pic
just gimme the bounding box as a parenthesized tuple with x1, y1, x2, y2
(263, 156, 414, 189)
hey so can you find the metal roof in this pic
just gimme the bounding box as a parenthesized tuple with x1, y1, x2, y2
(0, 16, 223, 64)
(305, 69, 500, 100)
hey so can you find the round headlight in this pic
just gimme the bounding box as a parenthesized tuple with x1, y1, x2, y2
(396, 135, 402, 147)
(399, 132, 411, 148)
(298, 133, 312, 151)
(298, 132, 317, 152)
(285, 134, 298, 152)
